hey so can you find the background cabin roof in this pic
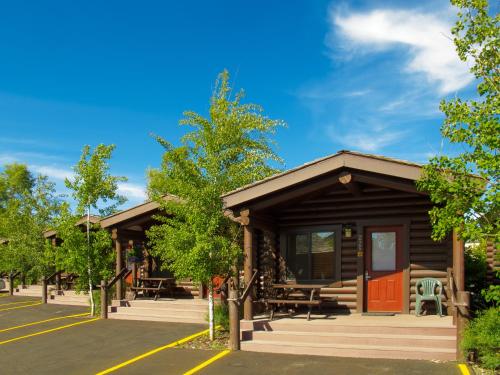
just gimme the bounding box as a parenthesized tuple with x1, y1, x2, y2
(221, 150, 424, 209)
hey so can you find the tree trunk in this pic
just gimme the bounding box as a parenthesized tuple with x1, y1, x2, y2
(208, 282, 215, 341)
(87, 205, 95, 317)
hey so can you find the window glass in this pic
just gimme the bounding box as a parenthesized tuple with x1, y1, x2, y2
(295, 234, 309, 254)
(371, 232, 396, 271)
(311, 232, 334, 279)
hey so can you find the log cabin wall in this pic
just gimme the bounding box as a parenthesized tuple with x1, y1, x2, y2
(253, 184, 452, 314)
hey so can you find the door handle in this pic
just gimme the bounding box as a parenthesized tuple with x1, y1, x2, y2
(365, 271, 372, 280)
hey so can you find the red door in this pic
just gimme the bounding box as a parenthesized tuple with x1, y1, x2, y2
(365, 226, 403, 312)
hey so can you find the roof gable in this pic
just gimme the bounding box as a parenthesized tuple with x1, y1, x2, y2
(222, 150, 423, 209)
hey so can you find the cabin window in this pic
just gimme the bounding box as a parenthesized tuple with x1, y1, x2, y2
(285, 226, 341, 282)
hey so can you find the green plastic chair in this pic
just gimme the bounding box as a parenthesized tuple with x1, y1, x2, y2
(415, 277, 444, 317)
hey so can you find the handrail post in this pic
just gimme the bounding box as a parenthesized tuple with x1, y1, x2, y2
(42, 278, 48, 304)
(8, 273, 14, 296)
(100, 280, 108, 319)
(228, 280, 240, 350)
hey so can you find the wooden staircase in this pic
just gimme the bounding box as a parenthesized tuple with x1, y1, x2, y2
(240, 315, 457, 361)
(108, 299, 208, 324)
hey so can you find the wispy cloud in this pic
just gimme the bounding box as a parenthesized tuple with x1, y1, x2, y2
(31, 165, 73, 181)
(327, 124, 409, 152)
(117, 182, 147, 200)
(329, 6, 473, 94)
(30, 164, 147, 203)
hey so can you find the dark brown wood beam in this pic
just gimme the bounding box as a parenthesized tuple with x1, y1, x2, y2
(339, 172, 362, 197)
(248, 173, 342, 212)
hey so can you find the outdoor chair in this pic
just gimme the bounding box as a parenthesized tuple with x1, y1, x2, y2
(415, 277, 444, 317)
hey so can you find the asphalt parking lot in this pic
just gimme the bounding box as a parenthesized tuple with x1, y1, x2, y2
(0, 295, 462, 375)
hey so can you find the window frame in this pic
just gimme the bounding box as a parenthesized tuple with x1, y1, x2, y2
(281, 225, 342, 284)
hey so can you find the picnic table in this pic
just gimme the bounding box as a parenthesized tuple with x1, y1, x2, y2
(266, 283, 329, 321)
(130, 277, 175, 300)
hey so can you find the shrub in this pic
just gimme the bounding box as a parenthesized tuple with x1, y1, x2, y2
(462, 308, 500, 370)
(464, 243, 488, 310)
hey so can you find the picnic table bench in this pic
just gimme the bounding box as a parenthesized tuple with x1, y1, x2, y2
(130, 277, 175, 300)
(266, 283, 331, 321)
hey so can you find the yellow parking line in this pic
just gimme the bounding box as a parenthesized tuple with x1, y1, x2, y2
(0, 300, 39, 307)
(95, 328, 212, 375)
(458, 364, 471, 375)
(0, 294, 9, 298)
(183, 349, 231, 375)
(0, 317, 99, 345)
(0, 302, 42, 312)
(0, 312, 90, 333)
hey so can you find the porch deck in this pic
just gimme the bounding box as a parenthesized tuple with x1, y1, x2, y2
(240, 313, 457, 361)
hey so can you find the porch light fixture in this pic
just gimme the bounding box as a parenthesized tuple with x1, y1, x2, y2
(344, 225, 352, 238)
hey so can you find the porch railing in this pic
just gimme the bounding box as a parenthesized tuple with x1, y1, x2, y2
(100, 268, 131, 319)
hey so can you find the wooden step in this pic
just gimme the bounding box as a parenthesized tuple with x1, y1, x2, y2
(241, 340, 456, 361)
(242, 320, 456, 336)
(108, 310, 206, 324)
(110, 306, 206, 320)
(250, 330, 456, 349)
(112, 299, 208, 311)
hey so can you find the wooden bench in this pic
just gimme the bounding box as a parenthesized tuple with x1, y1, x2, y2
(266, 298, 323, 321)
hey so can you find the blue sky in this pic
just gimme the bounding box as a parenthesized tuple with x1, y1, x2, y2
(0, 1, 478, 208)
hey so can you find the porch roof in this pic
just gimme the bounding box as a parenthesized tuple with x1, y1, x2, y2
(100, 194, 178, 229)
(221, 150, 423, 209)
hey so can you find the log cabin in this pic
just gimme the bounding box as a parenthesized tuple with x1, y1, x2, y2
(222, 150, 469, 360)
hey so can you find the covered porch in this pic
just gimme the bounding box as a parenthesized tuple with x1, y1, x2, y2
(100, 196, 203, 301)
(99, 197, 208, 323)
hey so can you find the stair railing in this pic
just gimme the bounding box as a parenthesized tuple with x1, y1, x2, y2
(100, 268, 131, 319)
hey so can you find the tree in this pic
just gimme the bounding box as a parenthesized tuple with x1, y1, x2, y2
(417, 0, 499, 243)
(148, 70, 284, 339)
(61, 144, 126, 316)
(0, 164, 62, 283)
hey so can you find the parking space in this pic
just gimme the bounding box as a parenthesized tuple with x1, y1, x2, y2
(0, 296, 460, 375)
(194, 351, 461, 375)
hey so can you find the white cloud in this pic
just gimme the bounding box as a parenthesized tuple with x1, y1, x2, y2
(31, 165, 73, 181)
(327, 125, 408, 152)
(329, 7, 473, 93)
(29, 164, 147, 202)
(117, 183, 147, 201)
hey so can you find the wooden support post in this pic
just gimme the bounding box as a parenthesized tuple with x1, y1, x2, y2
(452, 228, 469, 360)
(452, 229, 465, 291)
(8, 273, 13, 296)
(42, 278, 47, 304)
(55, 273, 61, 293)
(228, 283, 240, 350)
(132, 263, 137, 288)
(243, 223, 254, 320)
(112, 229, 123, 300)
(100, 280, 108, 319)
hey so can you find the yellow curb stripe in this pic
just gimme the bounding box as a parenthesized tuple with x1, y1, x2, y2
(183, 349, 231, 375)
(0, 294, 9, 298)
(95, 328, 213, 375)
(0, 318, 99, 345)
(0, 312, 90, 333)
(458, 364, 471, 375)
(0, 300, 39, 307)
(0, 302, 42, 312)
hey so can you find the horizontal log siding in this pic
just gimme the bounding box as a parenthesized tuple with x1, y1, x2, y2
(409, 219, 451, 313)
(260, 186, 453, 314)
